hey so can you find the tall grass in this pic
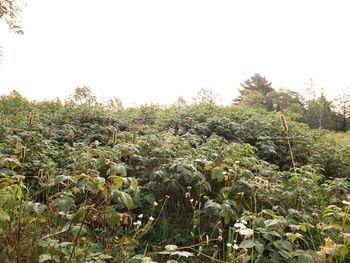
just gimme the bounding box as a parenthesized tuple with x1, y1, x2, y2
(327, 131, 350, 146)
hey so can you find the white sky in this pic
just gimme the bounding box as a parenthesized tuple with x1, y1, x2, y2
(1, 0, 350, 106)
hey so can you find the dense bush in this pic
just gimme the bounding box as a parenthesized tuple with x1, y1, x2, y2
(0, 100, 349, 262)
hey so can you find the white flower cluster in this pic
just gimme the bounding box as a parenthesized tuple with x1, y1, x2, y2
(227, 243, 239, 249)
(133, 214, 155, 227)
(234, 219, 254, 238)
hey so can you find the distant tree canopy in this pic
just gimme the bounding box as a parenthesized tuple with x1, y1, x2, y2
(68, 86, 97, 106)
(192, 88, 219, 106)
(239, 73, 273, 97)
(303, 93, 337, 130)
(0, 90, 30, 115)
(234, 73, 350, 131)
(235, 74, 305, 116)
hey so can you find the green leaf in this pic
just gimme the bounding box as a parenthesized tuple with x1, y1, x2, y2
(53, 196, 75, 213)
(39, 254, 52, 263)
(0, 209, 10, 222)
(116, 164, 127, 177)
(240, 240, 254, 249)
(211, 167, 224, 182)
(113, 190, 134, 210)
(264, 219, 279, 227)
(99, 254, 113, 259)
(281, 240, 293, 252)
(113, 176, 123, 190)
(297, 254, 315, 263)
(255, 243, 264, 254)
(54, 175, 71, 184)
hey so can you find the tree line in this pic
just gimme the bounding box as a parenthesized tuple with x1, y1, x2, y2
(1, 77, 349, 133)
(234, 73, 350, 132)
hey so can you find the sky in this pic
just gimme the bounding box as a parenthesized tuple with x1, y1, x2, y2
(1, 0, 350, 106)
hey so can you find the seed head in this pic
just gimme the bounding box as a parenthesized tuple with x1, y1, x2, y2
(280, 114, 289, 134)
(113, 128, 117, 144)
(21, 146, 26, 162)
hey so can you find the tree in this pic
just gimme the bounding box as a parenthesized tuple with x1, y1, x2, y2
(303, 93, 337, 130)
(268, 89, 305, 115)
(192, 88, 219, 106)
(334, 88, 350, 131)
(68, 86, 97, 106)
(0, 0, 24, 62)
(0, 0, 23, 34)
(239, 73, 274, 97)
(234, 74, 274, 108)
(0, 90, 31, 115)
(105, 97, 124, 111)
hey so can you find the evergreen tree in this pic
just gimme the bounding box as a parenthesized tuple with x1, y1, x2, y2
(239, 73, 274, 97)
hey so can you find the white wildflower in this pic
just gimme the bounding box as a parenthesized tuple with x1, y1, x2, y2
(149, 216, 155, 221)
(241, 220, 247, 225)
(234, 223, 247, 229)
(233, 244, 239, 250)
(342, 200, 350, 206)
(239, 228, 254, 237)
(153, 201, 158, 206)
(138, 214, 143, 219)
(227, 243, 232, 248)
(133, 220, 142, 227)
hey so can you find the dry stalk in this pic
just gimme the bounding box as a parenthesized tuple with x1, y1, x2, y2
(280, 114, 297, 173)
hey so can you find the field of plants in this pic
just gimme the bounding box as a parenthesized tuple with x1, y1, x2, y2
(0, 93, 349, 262)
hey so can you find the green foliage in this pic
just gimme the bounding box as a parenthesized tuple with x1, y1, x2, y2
(0, 91, 349, 262)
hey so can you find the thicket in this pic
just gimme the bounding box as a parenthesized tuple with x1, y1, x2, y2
(0, 90, 349, 262)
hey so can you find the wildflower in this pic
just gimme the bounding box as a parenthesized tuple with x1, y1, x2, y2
(165, 195, 170, 199)
(185, 192, 191, 198)
(149, 216, 155, 222)
(239, 228, 254, 238)
(138, 214, 143, 219)
(133, 220, 142, 227)
(233, 244, 239, 250)
(234, 223, 246, 229)
(227, 243, 232, 248)
(153, 201, 158, 206)
(190, 199, 194, 203)
(241, 220, 247, 225)
(187, 186, 192, 191)
(312, 212, 319, 218)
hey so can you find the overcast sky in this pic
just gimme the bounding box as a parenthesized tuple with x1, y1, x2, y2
(1, 0, 350, 106)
